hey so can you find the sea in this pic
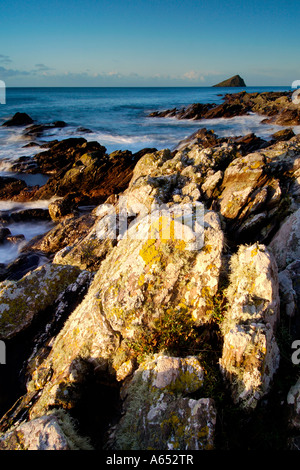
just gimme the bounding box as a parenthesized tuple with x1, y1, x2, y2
(0, 85, 296, 264)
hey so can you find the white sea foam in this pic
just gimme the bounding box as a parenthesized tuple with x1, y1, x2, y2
(0, 243, 22, 265)
(0, 198, 56, 264)
(0, 197, 57, 213)
(293, 125, 300, 135)
(0, 220, 53, 265)
(0, 128, 43, 166)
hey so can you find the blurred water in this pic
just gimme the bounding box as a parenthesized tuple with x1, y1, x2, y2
(0, 85, 294, 264)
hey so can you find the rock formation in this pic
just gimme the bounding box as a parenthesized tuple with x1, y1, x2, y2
(148, 90, 300, 126)
(213, 74, 246, 87)
(0, 95, 300, 450)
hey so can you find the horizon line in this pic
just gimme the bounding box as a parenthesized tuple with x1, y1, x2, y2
(4, 84, 292, 89)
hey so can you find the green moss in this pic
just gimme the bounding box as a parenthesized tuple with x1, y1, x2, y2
(113, 370, 151, 450)
(47, 409, 94, 450)
(0, 264, 81, 339)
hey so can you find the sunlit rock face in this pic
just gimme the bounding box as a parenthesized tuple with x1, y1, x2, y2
(219, 244, 280, 410)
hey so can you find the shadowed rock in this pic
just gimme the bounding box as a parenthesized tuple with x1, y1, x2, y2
(2, 112, 33, 127)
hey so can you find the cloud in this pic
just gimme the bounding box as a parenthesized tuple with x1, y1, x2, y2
(34, 63, 54, 72)
(0, 54, 12, 64)
(182, 70, 205, 81)
(0, 65, 31, 78)
(2, 64, 235, 87)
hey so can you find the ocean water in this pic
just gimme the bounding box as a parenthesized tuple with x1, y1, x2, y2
(0, 86, 295, 158)
(0, 86, 295, 264)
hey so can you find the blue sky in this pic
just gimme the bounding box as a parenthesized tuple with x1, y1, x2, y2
(0, 0, 299, 86)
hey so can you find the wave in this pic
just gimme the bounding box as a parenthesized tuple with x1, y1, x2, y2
(147, 112, 291, 140)
(0, 197, 57, 213)
(0, 219, 53, 265)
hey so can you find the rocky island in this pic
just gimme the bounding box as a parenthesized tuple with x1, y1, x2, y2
(0, 91, 300, 451)
(213, 74, 246, 87)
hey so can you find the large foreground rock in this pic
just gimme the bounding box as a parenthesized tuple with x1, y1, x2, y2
(219, 244, 280, 409)
(12, 204, 224, 420)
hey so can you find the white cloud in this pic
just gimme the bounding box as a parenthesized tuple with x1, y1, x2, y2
(182, 70, 205, 81)
(0, 54, 12, 64)
(34, 63, 54, 72)
(0, 65, 31, 78)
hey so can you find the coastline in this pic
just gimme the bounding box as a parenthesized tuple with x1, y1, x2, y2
(0, 88, 300, 450)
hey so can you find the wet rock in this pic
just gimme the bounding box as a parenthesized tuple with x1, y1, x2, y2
(9, 208, 51, 222)
(270, 128, 295, 142)
(2, 112, 33, 127)
(174, 128, 224, 152)
(23, 121, 67, 138)
(219, 244, 280, 410)
(5, 234, 25, 244)
(203, 102, 248, 119)
(10, 155, 39, 173)
(263, 107, 300, 126)
(21, 213, 96, 257)
(48, 194, 78, 222)
(76, 126, 93, 134)
(0, 252, 47, 282)
(231, 133, 268, 154)
(22, 142, 41, 148)
(33, 138, 103, 174)
(0, 176, 27, 200)
(32, 144, 143, 205)
(0, 228, 11, 244)
(148, 90, 300, 126)
(109, 354, 216, 450)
